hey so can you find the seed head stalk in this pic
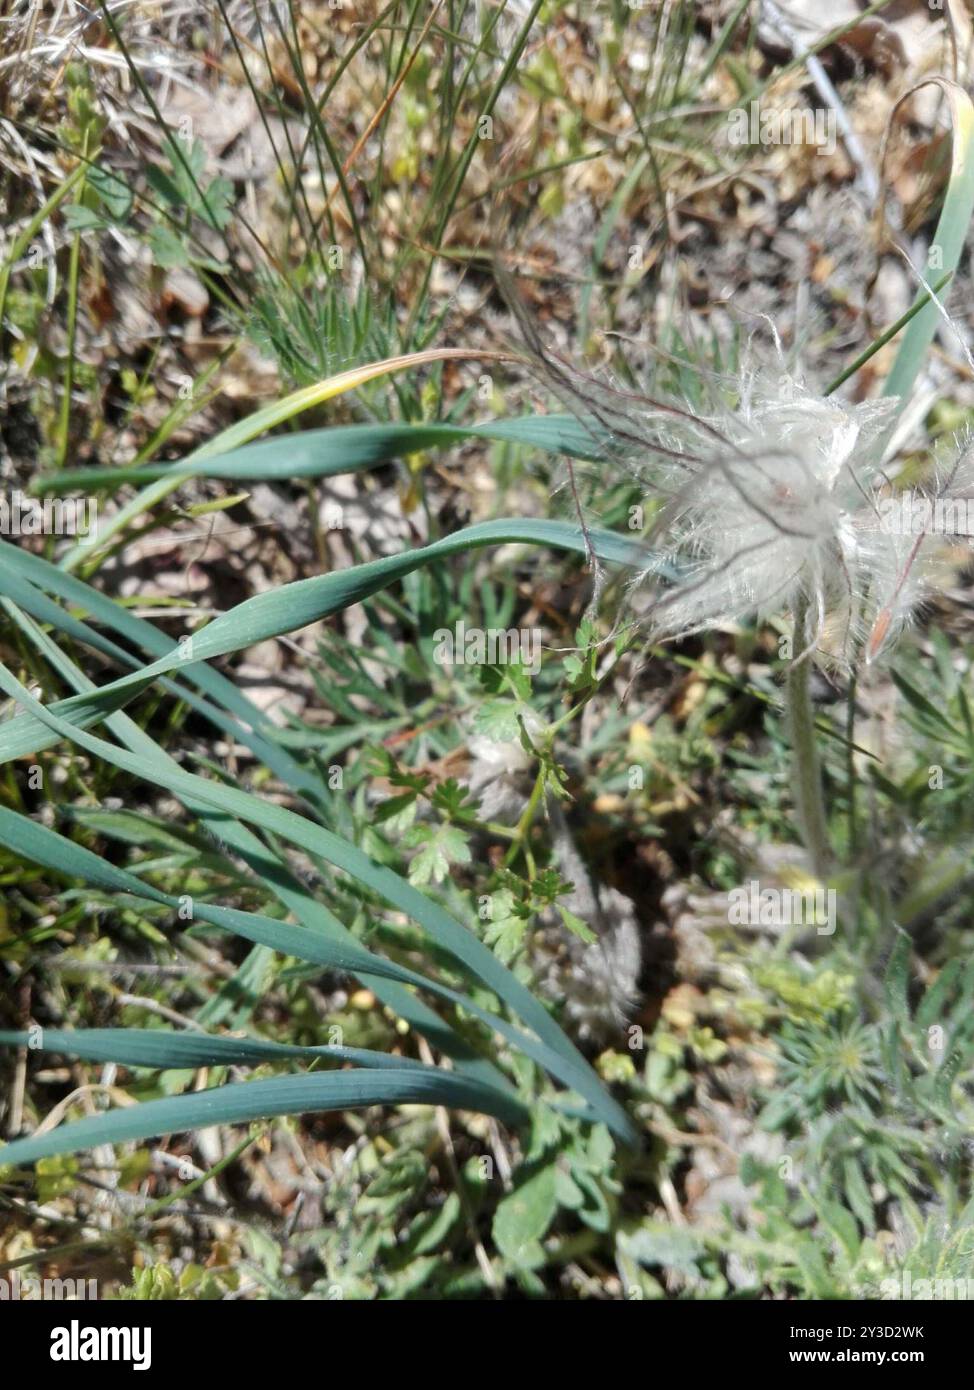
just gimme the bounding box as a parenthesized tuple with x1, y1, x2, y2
(787, 595, 831, 880)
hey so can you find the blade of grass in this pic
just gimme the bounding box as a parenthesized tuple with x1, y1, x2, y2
(0, 518, 667, 757)
(0, 1068, 525, 1168)
(0, 1027, 431, 1072)
(34, 413, 610, 492)
(56, 349, 521, 570)
(881, 82, 974, 409)
(824, 270, 953, 396)
(54, 135, 89, 471)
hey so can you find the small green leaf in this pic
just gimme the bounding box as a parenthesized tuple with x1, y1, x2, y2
(144, 162, 185, 210)
(554, 1165, 586, 1210)
(816, 1195, 861, 1260)
(493, 1163, 558, 1264)
(63, 205, 105, 233)
(148, 223, 190, 269)
(557, 903, 597, 945)
(484, 912, 525, 964)
(88, 164, 133, 221)
(202, 175, 234, 229)
(474, 698, 523, 742)
(183, 493, 250, 518)
(405, 825, 471, 886)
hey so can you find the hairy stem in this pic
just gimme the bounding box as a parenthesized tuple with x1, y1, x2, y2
(787, 598, 831, 879)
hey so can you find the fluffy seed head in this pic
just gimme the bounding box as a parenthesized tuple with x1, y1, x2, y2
(541, 348, 973, 669)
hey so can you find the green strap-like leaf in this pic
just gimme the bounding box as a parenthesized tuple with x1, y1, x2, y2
(0, 1027, 427, 1073)
(0, 1069, 524, 1168)
(36, 414, 610, 490)
(0, 519, 664, 761)
(882, 84, 974, 410)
